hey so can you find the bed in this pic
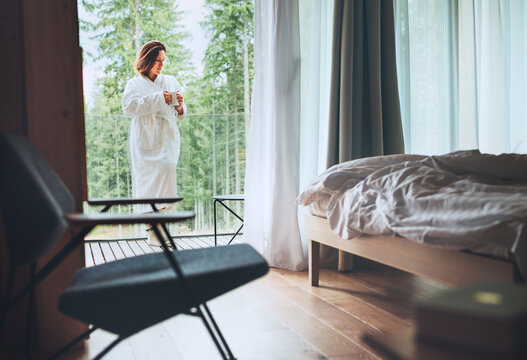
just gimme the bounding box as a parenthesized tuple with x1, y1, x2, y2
(298, 151, 527, 287)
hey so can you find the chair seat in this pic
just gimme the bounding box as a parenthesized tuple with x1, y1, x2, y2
(59, 244, 268, 336)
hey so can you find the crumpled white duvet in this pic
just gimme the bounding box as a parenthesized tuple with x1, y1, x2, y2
(298, 150, 527, 267)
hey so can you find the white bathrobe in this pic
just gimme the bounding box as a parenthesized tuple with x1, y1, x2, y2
(122, 74, 187, 213)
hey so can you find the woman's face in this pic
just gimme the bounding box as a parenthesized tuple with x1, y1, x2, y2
(149, 50, 166, 78)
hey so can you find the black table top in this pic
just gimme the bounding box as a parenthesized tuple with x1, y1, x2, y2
(213, 194, 245, 201)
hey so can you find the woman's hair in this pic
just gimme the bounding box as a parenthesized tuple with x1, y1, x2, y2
(134, 41, 166, 77)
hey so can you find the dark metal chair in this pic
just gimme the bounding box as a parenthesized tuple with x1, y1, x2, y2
(0, 133, 269, 359)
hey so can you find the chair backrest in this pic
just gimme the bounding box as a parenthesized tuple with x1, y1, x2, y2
(0, 132, 74, 267)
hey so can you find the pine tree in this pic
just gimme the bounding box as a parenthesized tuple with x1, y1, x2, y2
(81, 0, 195, 113)
(197, 0, 254, 220)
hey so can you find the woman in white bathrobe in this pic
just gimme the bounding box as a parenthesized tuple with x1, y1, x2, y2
(122, 40, 187, 245)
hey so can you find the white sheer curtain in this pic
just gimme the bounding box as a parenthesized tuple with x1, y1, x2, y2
(395, 0, 527, 155)
(244, 0, 304, 270)
(471, 0, 527, 154)
(298, 0, 334, 257)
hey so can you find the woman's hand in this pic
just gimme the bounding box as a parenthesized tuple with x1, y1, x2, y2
(163, 91, 172, 105)
(175, 91, 184, 115)
(175, 91, 183, 106)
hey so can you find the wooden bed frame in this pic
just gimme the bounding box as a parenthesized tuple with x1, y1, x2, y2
(306, 214, 516, 287)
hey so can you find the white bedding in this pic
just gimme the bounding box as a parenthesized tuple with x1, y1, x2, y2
(298, 150, 527, 275)
(299, 154, 427, 217)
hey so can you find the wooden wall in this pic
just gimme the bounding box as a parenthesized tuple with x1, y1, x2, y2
(0, 0, 87, 353)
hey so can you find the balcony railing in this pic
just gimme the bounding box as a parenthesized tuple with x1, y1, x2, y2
(84, 114, 246, 240)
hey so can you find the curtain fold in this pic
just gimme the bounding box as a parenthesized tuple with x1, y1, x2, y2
(394, 0, 527, 155)
(328, 0, 404, 166)
(244, 0, 304, 270)
(324, 0, 404, 266)
(298, 0, 335, 259)
(472, 0, 526, 154)
(395, 0, 460, 155)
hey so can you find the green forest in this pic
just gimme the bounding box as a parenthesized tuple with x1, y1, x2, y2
(80, 0, 253, 237)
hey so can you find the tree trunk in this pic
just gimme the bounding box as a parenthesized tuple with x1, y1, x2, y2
(114, 116, 122, 238)
(134, 0, 141, 54)
(233, 62, 241, 215)
(225, 104, 230, 229)
(232, 61, 241, 213)
(244, 21, 250, 133)
(212, 99, 217, 197)
(194, 197, 198, 230)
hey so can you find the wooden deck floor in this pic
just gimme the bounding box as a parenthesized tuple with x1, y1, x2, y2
(84, 235, 241, 267)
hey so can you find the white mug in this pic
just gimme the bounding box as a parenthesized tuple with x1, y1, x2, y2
(170, 90, 182, 106)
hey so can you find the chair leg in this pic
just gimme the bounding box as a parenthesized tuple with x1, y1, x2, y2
(0, 265, 15, 344)
(197, 304, 236, 360)
(150, 226, 236, 358)
(46, 326, 98, 360)
(25, 263, 37, 359)
(150, 203, 179, 250)
(92, 336, 124, 360)
(7, 229, 89, 313)
(160, 222, 178, 250)
(203, 304, 236, 359)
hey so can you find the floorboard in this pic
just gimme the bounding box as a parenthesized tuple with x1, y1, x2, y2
(117, 240, 135, 258)
(127, 240, 145, 256)
(99, 242, 116, 262)
(109, 242, 126, 260)
(90, 243, 105, 265)
(84, 243, 94, 268)
(137, 239, 155, 254)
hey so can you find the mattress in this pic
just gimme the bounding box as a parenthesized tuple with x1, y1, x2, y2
(298, 150, 527, 276)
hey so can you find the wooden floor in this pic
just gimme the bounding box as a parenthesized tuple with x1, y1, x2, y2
(31, 237, 450, 359)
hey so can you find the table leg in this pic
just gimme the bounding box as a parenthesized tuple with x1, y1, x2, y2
(227, 224, 243, 245)
(214, 199, 218, 246)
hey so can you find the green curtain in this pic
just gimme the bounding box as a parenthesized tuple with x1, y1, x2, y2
(328, 0, 404, 165)
(322, 0, 405, 268)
